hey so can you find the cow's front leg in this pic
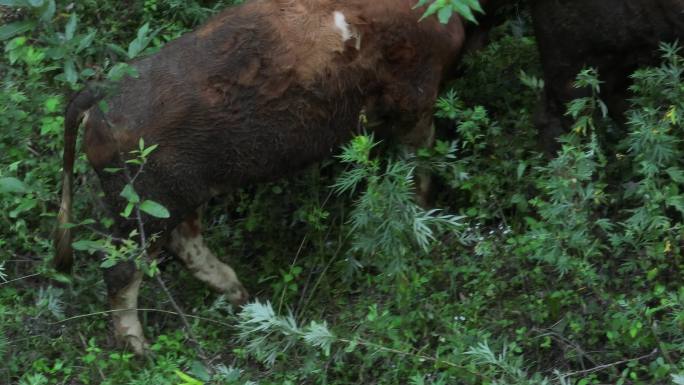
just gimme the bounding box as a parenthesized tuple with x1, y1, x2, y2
(168, 211, 249, 305)
(103, 260, 147, 355)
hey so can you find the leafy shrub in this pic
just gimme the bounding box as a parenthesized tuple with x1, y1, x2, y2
(1, 1, 684, 385)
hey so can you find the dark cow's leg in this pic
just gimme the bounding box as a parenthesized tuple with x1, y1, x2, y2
(414, 123, 435, 208)
(535, 89, 568, 156)
(401, 113, 436, 207)
(102, 258, 147, 354)
(168, 210, 248, 305)
(94, 170, 154, 354)
(97, 170, 179, 355)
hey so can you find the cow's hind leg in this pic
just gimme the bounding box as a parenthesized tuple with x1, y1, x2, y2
(103, 259, 147, 354)
(414, 120, 435, 208)
(168, 211, 248, 305)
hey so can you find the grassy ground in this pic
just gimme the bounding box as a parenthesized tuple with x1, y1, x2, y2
(1, 1, 684, 384)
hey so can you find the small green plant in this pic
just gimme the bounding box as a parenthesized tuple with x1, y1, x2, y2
(0, 0, 55, 41)
(414, 0, 484, 24)
(565, 68, 609, 135)
(71, 139, 168, 276)
(333, 134, 464, 273)
(235, 301, 334, 366)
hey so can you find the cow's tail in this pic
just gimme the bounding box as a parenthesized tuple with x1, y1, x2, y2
(54, 86, 105, 273)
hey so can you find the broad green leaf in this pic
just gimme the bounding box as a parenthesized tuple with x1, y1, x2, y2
(121, 202, 135, 218)
(107, 62, 138, 81)
(140, 200, 170, 218)
(81, 68, 96, 78)
(10, 197, 37, 218)
(142, 144, 158, 158)
(419, 1, 444, 21)
(100, 258, 118, 268)
(452, 1, 477, 23)
(189, 361, 211, 382)
(59, 218, 96, 229)
(106, 43, 129, 58)
(76, 30, 96, 53)
(629, 325, 638, 338)
(412, 0, 429, 9)
(463, 0, 484, 13)
(50, 272, 73, 284)
(45, 45, 66, 60)
(120, 184, 140, 204)
(517, 162, 527, 179)
(0, 177, 27, 194)
(44, 96, 61, 112)
(0, 0, 31, 6)
(38, 0, 55, 23)
(417, 0, 482, 24)
(137, 22, 150, 40)
(63, 59, 78, 84)
(72, 240, 104, 251)
(128, 23, 155, 58)
(0, 20, 36, 41)
(64, 13, 77, 41)
(174, 370, 204, 385)
(437, 6, 453, 24)
(6, 35, 26, 51)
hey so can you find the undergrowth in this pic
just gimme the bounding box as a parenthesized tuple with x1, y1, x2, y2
(1, 1, 683, 384)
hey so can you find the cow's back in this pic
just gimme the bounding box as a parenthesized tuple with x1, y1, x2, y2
(80, 0, 468, 223)
(88, 0, 370, 191)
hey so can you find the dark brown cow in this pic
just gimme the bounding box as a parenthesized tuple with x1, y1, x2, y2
(54, 0, 467, 353)
(531, 0, 684, 150)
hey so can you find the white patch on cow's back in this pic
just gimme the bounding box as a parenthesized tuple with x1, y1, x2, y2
(333, 11, 352, 42)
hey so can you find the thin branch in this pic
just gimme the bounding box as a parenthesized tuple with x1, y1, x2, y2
(277, 234, 308, 314)
(297, 233, 349, 319)
(84, 225, 125, 242)
(154, 273, 210, 361)
(337, 337, 490, 381)
(647, 316, 675, 366)
(50, 307, 234, 328)
(0, 273, 41, 286)
(122, 161, 211, 364)
(558, 348, 659, 380)
(532, 327, 599, 369)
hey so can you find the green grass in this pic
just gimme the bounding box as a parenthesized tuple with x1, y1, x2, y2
(1, 1, 683, 384)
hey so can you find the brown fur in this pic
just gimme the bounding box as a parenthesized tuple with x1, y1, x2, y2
(54, 0, 467, 352)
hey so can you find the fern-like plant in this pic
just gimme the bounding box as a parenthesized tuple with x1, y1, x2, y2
(333, 134, 464, 273)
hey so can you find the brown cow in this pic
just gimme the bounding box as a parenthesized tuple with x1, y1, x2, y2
(54, 0, 467, 353)
(531, 0, 684, 151)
